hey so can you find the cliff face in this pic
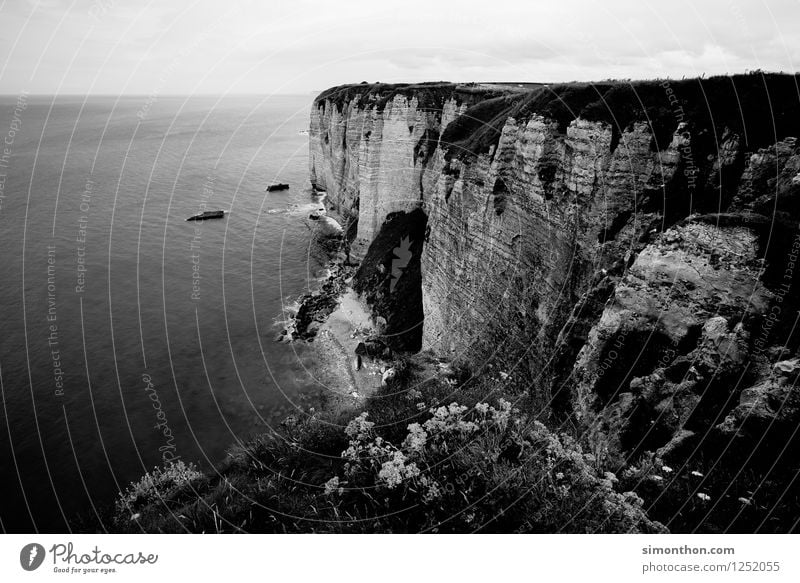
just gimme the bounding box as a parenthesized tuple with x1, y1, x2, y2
(310, 76, 800, 468)
(309, 83, 499, 254)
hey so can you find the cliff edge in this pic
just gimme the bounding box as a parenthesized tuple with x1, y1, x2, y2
(309, 73, 800, 531)
(112, 74, 800, 534)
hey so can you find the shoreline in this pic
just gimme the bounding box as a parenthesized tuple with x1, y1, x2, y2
(276, 209, 389, 404)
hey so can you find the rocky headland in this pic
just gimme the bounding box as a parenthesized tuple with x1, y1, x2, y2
(307, 74, 800, 529)
(115, 74, 800, 533)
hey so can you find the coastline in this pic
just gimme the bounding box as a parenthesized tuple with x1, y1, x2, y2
(277, 202, 389, 405)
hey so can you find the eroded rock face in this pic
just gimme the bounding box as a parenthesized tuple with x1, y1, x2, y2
(310, 91, 469, 256)
(718, 358, 800, 438)
(567, 218, 781, 463)
(572, 221, 770, 418)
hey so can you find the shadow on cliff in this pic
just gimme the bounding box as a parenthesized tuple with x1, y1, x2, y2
(353, 208, 428, 353)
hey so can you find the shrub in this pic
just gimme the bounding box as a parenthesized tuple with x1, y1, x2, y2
(115, 461, 205, 517)
(109, 367, 666, 533)
(323, 402, 666, 533)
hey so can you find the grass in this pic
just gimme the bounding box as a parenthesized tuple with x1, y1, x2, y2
(314, 82, 507, 115)
(439, 72, 800, 160)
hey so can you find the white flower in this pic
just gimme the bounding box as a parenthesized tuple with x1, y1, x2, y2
(555, 472, 564, 480)
(650, 475, 664, 482)
(403, 423, 428, 453)
(474, 403, 490, 415)
(738, 497, 752, 506)
(344, 412, 374, 438)
(697, 493, 711, 502)
(661, 465, 673, 473)
(324, 476, 342, 495)
(690, 470, 704, 478)
(378, 452, 420, 488)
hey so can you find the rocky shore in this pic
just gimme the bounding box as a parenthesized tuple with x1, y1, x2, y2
(275, 206, 396, 400)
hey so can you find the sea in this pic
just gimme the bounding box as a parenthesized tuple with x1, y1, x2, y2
(0, 94, 331, 532)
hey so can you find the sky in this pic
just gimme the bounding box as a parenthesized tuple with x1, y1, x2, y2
(0, 0, 797, 95)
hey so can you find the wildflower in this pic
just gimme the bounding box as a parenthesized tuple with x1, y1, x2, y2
(324, 476, 342, 495)
(491, 399, 513, 428)
(475, 403, 490, 415)
(416, 402, 426, 411)
(738, 497, 752, 506)
(448, 402, 468, 416)
(661, 465, 673, 473)
(378, 451, 420, 488)
(650, 475, 664, 482)
(403, 423, 428, 453)
(555, 472, 564, 480)
(130, 513, 141, 521)
(697, 493, 711, 502)
(421, 480, 442, 503)
(344, 412, 374, 439)
(691, 470, 704, 478)
(406, 388, 422, 401)
(456, 419, 479, 433)
(604, 471, 618, 483)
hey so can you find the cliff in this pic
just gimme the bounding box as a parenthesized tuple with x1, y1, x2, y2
(310, 74, 800, 530)
(110, 74, 800, 534)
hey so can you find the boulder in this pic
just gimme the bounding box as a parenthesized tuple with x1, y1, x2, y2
(718, 358, 800, 438)
(311, 215, 343, 237)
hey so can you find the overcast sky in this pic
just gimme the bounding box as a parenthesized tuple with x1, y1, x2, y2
(0, 0, 797, 95)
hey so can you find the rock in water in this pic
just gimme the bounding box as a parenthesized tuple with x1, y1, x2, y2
(309, 214, 343, 237)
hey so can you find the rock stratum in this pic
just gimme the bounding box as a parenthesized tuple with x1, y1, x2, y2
(310, 75, 800, 530)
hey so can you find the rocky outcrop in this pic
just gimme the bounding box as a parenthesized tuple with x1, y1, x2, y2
(718, 358, 800, 439)
(571, 219, 771, 423)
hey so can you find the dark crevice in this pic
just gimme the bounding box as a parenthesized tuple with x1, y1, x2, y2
(492, 178, 509, 215)
(598, 210, 633, 243)
(354, 208, 428, 352)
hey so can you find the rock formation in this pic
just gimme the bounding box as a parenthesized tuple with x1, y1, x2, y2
(309, 75, 800, 530)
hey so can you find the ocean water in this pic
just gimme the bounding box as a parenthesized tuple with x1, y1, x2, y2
(0, 94, 330, 532)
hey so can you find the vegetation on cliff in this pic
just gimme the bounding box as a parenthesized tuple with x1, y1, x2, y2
(314, 81, 509, 115)
(441, 72, 800, 159)
(111, 354, 663, 533)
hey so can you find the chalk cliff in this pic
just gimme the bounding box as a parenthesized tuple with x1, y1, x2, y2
(309, 75, 800, 478)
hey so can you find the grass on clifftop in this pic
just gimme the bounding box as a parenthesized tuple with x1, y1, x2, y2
(441, 72, 800, 159)
(314, 81, 509, 114)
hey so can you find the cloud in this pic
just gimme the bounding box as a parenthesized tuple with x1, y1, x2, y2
(0, 0, 796, 95)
